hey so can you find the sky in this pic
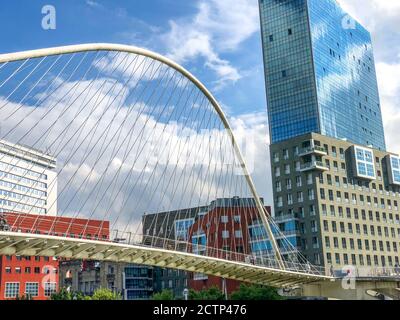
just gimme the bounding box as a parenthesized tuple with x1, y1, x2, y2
(0, 0, 399, 206)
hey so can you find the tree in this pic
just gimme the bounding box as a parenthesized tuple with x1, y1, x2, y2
(230, 284, 284, 300)
(51, 288, 90, 300)
(91, 288, 121, 300)
(189, 287, 225, 300)
(51, 288, 74, 300)
(152, 289, 174, 300)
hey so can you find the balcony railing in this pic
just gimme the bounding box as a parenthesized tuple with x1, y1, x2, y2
(299, 146, 327, 157)
(300, 161, 329, 172)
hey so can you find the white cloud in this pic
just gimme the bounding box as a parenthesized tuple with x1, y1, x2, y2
(376, 62, 400, 154)
(230, 111, 273, 208)
(85, 0, 102, 8)
(0, 54, 274, 233)
(162, 0, 259, 89)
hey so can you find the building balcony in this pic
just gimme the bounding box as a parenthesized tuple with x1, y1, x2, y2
(275, 229, 301, 237)
(300, 161, 329, 172)
(299, 146, 327, 157)
(274, 213, 300, 222)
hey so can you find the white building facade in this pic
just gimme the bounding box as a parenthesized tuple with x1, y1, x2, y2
(0, 139, 57, 216)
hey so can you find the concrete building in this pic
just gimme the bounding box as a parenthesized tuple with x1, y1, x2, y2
(270, 132, 400, 271)
(59, 261, 154, 300)
(142, 206, 205, 298)
(0, 139, 57, 216)
(153, 267, 187, 299)
(59, 260, 125, 297)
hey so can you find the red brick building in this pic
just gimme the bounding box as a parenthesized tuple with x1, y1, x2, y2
(0, 213, 109, 300)
(187, 198, 271, 295)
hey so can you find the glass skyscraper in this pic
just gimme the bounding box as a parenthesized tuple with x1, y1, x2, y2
(259, 0, 386, 151)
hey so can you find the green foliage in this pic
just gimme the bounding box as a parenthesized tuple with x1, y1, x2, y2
(189, 286, 225, 300)
(51, 288, 75, 300)
(51, 288, 87, 300)
(91, 288, 121, 300)
(152, 289, 175, 300)
(230, 284, 284, 300)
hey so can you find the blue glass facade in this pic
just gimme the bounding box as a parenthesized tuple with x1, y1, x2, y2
(259, 0, 386, 150)
(248, 219, 299, 255)
(124, 265, 154, 300)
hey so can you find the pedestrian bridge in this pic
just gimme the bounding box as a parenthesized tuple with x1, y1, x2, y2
(0, 231, 329, 288)
(0, 44, 399, 299)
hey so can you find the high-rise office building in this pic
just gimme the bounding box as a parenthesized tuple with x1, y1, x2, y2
(259, 0, 386, 151)
(260, 0, 400, 274)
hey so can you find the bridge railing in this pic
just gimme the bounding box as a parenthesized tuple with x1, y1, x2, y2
(337, 266, 400, 279)
(112, 230, 325, 276)
(0, 224, 325, 276)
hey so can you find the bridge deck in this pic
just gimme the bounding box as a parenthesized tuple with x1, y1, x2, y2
(0, 231, 331, 288)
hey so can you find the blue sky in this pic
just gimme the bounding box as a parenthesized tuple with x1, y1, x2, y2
(0, 0, 399, 201)
(0, 0, 266, 117)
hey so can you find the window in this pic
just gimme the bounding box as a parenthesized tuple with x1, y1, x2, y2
(325, 237, 330, 248)
(297, 192, 303, 203)
(288, 28, 292, 35)
(222, 230, 229, 239)
(44, 282, 57, 297)
(354, 147, 375, 179)
(342, 238, 347, 249)
(283, 149, 289, 160)
(308, 189, 315, 200)
(234, 230, 242, 239)
(221, 216, 229, 223)
(286, 178, 292, 190)
(25, 283, 39, 297)
(320, 188, 326, 200)
(277, 196, 283, 207)
(287, 194, 293, 205)
(5, 283, 20, 298)
(307, 173, 313, 185)
(269, 35, 273, 42)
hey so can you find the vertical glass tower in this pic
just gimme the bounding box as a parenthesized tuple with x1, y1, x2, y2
(259, 0, 386, 151)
